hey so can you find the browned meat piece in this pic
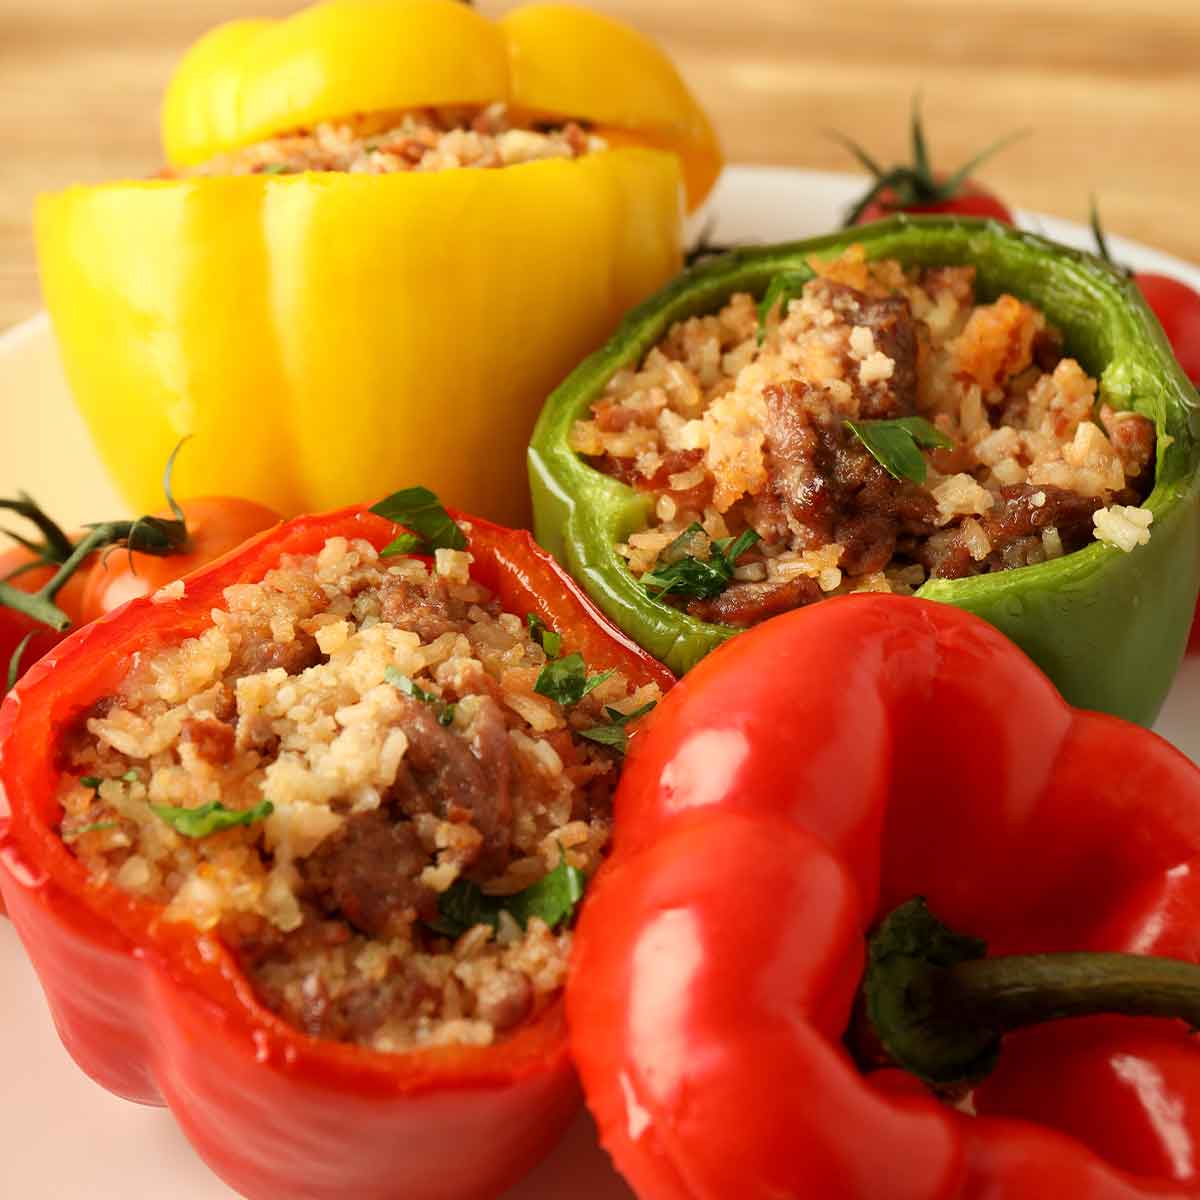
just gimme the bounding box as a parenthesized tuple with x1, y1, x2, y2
(809, 279, 919, 418)
(390, 693, 513, 876)
(688, 577, 822, 626)
(301, 811, 436, 937)
(834, 514, 902, 576)
(291, 972, 441, 1043)
(1100, 404, 1156, 491)
(763, 379, 939, 582)
(984, 483, 1102, 545)
(180, 717, 236, 766)
(918, 529, 975, 580)
(1032, 325, 1065, 373)
(230, 631, 324, 678)
(763, 380, 835, 543)
(474, 969, 534, 1032)
(922, 484, 1104, 580)
(378, 577, 459, 641)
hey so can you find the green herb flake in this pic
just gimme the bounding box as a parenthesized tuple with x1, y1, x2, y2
(261, 163, 291, 175)
(845, 416, 954, 484)
(152, 799, 274, 839)
(79, 776, 102, 790)
(386, 665, 456, 724)
(63, 821, 118, 844)
(578, 701, 657, 754)
(534, 652, 614, 708)
(526, 613, 563, 658)
(378, 532, 423, 558)
(119, 769, 140, 783)
(430, 855, 587, 939)
(369, 487, 467, 554)
(757, 267, 816, 344)
(642, 525, 762, 602)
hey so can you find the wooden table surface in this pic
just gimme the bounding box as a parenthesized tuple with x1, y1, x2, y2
(3, 0, 1200, 332)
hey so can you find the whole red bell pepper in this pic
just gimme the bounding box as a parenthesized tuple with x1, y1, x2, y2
(568, 595, 1200, 1199)
(0, 504, 673, 1200)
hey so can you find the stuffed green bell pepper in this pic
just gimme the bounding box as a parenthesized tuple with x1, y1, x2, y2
(529, 216, 1200, 725)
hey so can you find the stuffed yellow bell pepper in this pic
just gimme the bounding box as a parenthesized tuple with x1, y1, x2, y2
(36, 0, 720, 525)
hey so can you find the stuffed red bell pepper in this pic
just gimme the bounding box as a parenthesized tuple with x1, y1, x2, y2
(0, 490, 672, 1200)
(569, 595, 1200, 1198)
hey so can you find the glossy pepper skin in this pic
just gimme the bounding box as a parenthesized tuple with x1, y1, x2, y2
(568, 596, 1200, 1199)
(529, 216, 1200, 725)
(0, 505, 674, 1200)
(36, 0, 721, 527)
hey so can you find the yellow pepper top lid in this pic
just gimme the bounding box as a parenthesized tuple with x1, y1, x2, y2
(162, 0, 721, 210)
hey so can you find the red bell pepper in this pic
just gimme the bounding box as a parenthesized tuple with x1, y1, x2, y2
(0, 504, 673, 1200)
(568, 595, 1200, 1199)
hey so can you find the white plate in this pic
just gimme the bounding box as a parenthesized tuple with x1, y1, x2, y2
(3, 165, 1200, 1199)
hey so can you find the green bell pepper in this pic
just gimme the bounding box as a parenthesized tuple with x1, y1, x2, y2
(529, 215, 1200, 725)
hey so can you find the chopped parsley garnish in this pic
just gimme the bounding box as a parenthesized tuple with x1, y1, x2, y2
(578, 701, 657, 755)
(534, 652, 614, 707)
(526, 613, 563, 658)
(261, 163, 291, 175)
(79, 769, 138, 791)
(642, 523, 762, 601)
(757, 266, 816, 344)
(844, 416, 954, 485)
(385, 666, 457, 726)
(429, 855, 587, 939)
(63, 821, 117, 844)
(369, 486, 468, 556)
(152, 799, 274, 839)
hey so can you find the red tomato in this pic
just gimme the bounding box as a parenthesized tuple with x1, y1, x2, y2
(856, 177, 1014, 225)
(837, 107, 1021, 228)
(1133, 271, 1200, 386)
(80, 497, 279, 622)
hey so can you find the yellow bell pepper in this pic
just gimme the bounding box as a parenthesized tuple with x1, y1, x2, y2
(35, 0, 721, 526)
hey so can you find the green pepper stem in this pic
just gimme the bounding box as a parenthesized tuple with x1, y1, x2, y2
(936, 951, 1200, 1033)
(863, 898, 1200, 1087)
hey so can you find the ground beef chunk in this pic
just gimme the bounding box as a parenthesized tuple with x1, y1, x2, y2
(228, 911, 440, 1042)
(389, 693, 513, 876)
(296, 975, 436, 1043)
(1100, 405, 1156, 493)
(810, 279, 920, 418)
(1032, 325, 1065, 373)
(180, 717, 235, 765)
(301, 811, 436, 937)
(688, 577, 822, 626)
(230, 630, 324, 678)
(378, 577, 459, 641)
(763, 380, 939, 577)
(763, 381, 834, 543)
(922, 484, 1104, 580)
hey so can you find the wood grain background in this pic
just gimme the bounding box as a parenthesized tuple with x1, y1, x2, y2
(3, 0, 1200, 331)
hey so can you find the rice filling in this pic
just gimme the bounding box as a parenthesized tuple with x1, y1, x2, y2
(58, 535, 659, 1052)
(574, 246, 1158, 626)
(171, 102, 607, 178)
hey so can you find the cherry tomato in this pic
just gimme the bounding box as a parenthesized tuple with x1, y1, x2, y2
(80, 497, 279, 622)
(856, 177, 1014, 225)
(1133, 272, 1200, 387)
(838, 104, 1020, 228)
